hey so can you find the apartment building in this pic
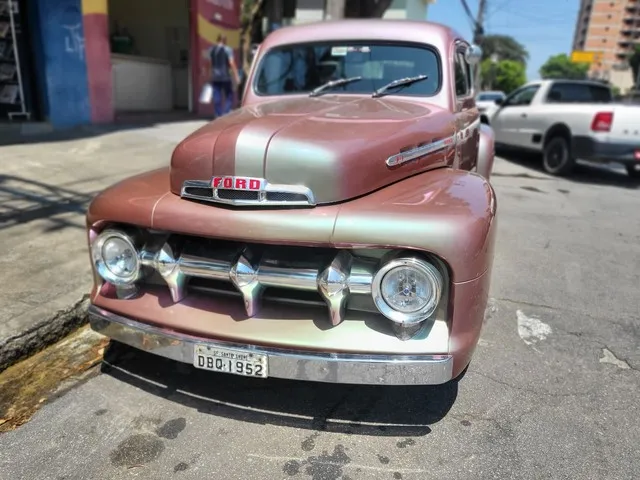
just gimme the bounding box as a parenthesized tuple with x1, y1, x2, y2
(572, 0, 640, 92)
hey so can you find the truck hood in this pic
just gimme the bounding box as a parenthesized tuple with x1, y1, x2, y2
(170, 96, 456, 205)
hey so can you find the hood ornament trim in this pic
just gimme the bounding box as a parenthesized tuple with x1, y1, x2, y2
(181, 176, 316, 208)
(386, 135, 456, 168)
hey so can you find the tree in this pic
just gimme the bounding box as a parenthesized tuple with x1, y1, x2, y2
(539, 53, 589, 80)
(480, 59, 526, 93)
(629, 44, 640, 88)
(480, 35, 529, 66)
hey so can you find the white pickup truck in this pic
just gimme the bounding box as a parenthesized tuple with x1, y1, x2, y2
(480, 79, 640, 178)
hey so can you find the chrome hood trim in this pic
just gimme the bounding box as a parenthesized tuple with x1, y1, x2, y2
(181, 178, 316, 207)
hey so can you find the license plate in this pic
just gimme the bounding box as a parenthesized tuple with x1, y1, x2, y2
(193, 345, 268, 378)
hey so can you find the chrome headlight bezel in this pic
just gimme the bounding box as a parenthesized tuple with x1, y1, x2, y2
(371, 256, 444, 325)
(91, 229, 142, 285)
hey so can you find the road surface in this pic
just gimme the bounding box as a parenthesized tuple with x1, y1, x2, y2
(1, 155, 638, 480)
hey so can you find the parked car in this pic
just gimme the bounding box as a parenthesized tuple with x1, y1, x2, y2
(481, 79, 640, 177)
(86, 20, 497, 386)
(476, 90, 506, 112)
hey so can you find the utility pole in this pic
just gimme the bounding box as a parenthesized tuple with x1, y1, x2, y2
(473, 0, 488, 90)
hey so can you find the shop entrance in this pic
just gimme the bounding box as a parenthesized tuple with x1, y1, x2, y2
(0, 0, 42, 124)
(107, 0, 192, 117)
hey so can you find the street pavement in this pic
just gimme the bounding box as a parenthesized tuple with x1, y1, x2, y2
(1, 133, 639, 479)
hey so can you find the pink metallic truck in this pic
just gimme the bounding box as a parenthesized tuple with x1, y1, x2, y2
(86, 19, 497, 385)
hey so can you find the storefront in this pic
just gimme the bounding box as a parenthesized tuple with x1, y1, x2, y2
(107, 0, 191, 115)
(13, 0, 241, 129)
(0, 0, 40, 122)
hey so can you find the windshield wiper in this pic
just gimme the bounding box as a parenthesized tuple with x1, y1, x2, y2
(372, 74, 429, 98)
(309, 76, 363, 97)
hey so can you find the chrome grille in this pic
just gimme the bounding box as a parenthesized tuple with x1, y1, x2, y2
(138, 238, 381, 326)
(181, 179, 316, 207)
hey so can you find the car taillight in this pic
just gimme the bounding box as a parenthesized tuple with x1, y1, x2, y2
(591, 112, 613, 132)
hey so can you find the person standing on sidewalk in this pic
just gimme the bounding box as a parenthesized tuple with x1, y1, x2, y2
(207, 35, 240, 118)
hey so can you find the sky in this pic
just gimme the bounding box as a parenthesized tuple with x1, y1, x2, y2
(427, 0, 581, 80)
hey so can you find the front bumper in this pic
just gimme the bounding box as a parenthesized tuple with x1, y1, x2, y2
(89, 304, 454, 385)
(573, 136, 640, 165)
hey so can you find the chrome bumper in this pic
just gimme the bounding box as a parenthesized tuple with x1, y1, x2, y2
(88, 305, 454, 385)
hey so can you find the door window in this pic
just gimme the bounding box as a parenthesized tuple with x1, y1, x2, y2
(503, 85, 540, 107)
(545, 82, 612, 103)
(454, 49, 471, 97)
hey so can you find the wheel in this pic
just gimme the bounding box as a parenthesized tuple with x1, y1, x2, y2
(543, 136, 575, 176)
(626, 164, 640, 179)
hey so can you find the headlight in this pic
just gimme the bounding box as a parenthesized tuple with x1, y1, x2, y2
(371, 257, 443, 325)
(91, 229, 141, 285)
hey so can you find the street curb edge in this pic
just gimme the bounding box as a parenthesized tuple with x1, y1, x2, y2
(0, 295, 91, 374)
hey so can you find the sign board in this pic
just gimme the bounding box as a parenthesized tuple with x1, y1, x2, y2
(571, 51, 603, 63)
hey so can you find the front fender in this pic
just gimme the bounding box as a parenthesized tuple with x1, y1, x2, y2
(476, 123, 495, 180)
(332, 168, 498, 283)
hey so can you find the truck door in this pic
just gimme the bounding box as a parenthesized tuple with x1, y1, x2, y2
(490, 84, 541, 147)
(453, 43, 478, 171)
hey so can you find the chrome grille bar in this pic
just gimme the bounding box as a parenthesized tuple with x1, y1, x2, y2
(139, 241, 376, 326)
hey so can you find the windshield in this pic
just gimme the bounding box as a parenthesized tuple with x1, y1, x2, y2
(253, 42, 441, 97)
(477, 92, 504, 101)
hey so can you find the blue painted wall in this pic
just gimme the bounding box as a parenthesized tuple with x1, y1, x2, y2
(29, 0, 91, 128)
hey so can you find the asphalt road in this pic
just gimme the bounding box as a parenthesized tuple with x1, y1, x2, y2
(1, 154, 639, 480)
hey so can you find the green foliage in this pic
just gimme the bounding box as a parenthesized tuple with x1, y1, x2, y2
(480, 59, 526, 94)
(610, 85, 621, 99)
(480, 35, 529, 66)
(539, 54, 589, 80)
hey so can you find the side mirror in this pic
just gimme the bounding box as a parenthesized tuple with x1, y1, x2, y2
(494, 98, 504, 105)
(464, 44, 483, 66)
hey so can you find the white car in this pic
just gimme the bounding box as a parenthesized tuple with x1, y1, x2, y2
(481, 79, 640, 177)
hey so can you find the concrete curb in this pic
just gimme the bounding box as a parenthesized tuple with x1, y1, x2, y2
(0, 295, 91, 373)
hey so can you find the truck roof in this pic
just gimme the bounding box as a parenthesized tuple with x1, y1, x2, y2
(524, 79, 612, 89)
(260, 19, 467, 49)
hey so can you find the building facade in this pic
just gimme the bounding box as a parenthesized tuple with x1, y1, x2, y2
(1, 0, 242, 128)
(293, 0, 434, 23)
(572, 0, 640, 93)
(2, 0, 435, 129)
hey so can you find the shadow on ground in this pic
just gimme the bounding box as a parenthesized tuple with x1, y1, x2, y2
(0, 112, 208, 147)
(496, 146, 640, 190)
(101, 341, 459, 438)
(0, 174, 99, 232)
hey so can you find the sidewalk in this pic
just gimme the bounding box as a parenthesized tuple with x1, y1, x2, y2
(0, 120, 207, 371)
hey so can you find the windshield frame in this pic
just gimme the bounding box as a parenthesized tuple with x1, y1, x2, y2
(250, 39, 443, 99)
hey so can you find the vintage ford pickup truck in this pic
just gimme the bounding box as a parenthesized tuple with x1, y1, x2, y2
(86, 19, 498, 385)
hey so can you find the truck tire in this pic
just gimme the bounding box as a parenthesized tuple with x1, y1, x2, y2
(543, 136, 575, 176)
(626, 165, 640, 179)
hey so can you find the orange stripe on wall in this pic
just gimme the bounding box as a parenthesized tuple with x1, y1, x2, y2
(82, 0, 108, 15)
